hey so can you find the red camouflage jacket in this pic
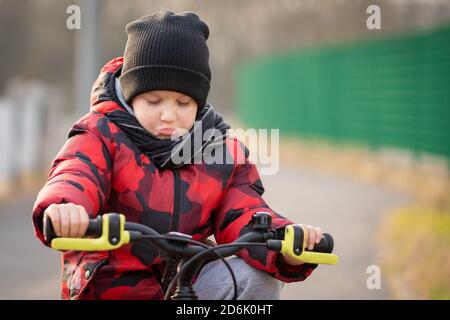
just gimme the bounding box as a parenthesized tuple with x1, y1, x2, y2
(32, 57, 317, 300)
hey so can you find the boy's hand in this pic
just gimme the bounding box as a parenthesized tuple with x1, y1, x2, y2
(43, 203, 90, 238)
(279, 224, 323, 266)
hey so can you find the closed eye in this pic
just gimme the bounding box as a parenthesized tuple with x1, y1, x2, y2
(146, 99, 161, 105)
(178, 101, 190, 106)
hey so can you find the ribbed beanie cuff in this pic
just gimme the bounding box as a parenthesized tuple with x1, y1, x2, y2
(120, 65, 210, 108)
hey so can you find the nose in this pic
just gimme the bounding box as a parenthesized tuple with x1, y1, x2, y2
(160, 105, 176, 122)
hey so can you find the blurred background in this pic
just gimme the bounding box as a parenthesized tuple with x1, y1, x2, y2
(0, 0, 449, 299)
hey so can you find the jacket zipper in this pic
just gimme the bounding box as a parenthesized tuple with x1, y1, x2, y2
(170, 170, 182, 232)
(160, 170, 182, 296)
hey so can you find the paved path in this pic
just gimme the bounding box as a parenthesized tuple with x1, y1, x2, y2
(0, 162, 412, 299)
(0, 192, 60, 299)
(261, 163, 412, 299)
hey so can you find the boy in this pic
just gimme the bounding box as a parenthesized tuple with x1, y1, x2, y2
(32, 9, 323, 300)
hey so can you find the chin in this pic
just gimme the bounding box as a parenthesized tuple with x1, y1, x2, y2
(156, 135, 173, 140)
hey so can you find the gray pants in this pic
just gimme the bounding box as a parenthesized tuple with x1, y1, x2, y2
(192, 256, 285, 300)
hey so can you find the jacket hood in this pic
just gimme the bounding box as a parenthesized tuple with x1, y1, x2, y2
(90, 57, 125, 110)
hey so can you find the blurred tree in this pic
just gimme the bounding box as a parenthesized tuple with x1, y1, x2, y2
(0, 0, 74, 93)
(1, 0, 449, 112)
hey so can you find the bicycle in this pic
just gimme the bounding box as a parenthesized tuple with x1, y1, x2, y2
(43, 212, 339, 300)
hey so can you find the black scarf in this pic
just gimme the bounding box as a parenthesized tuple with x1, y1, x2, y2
(105, 103, 230, 170)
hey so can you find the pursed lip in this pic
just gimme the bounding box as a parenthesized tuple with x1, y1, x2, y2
(156, 127, 177, 136)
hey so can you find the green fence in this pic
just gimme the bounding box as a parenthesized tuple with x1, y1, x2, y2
(236, 24, 450, 159)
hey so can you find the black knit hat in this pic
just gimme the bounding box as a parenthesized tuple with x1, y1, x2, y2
(119, 9, 211, 108)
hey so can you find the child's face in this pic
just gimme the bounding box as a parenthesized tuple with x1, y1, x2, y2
(131, 90, 198, 139)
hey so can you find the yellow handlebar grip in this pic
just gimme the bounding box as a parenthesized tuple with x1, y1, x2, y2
(280, 225, 339, 265)
(51, 214, 130, 251)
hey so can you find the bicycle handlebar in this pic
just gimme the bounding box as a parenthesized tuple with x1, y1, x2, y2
(43, 212, 339, 265)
